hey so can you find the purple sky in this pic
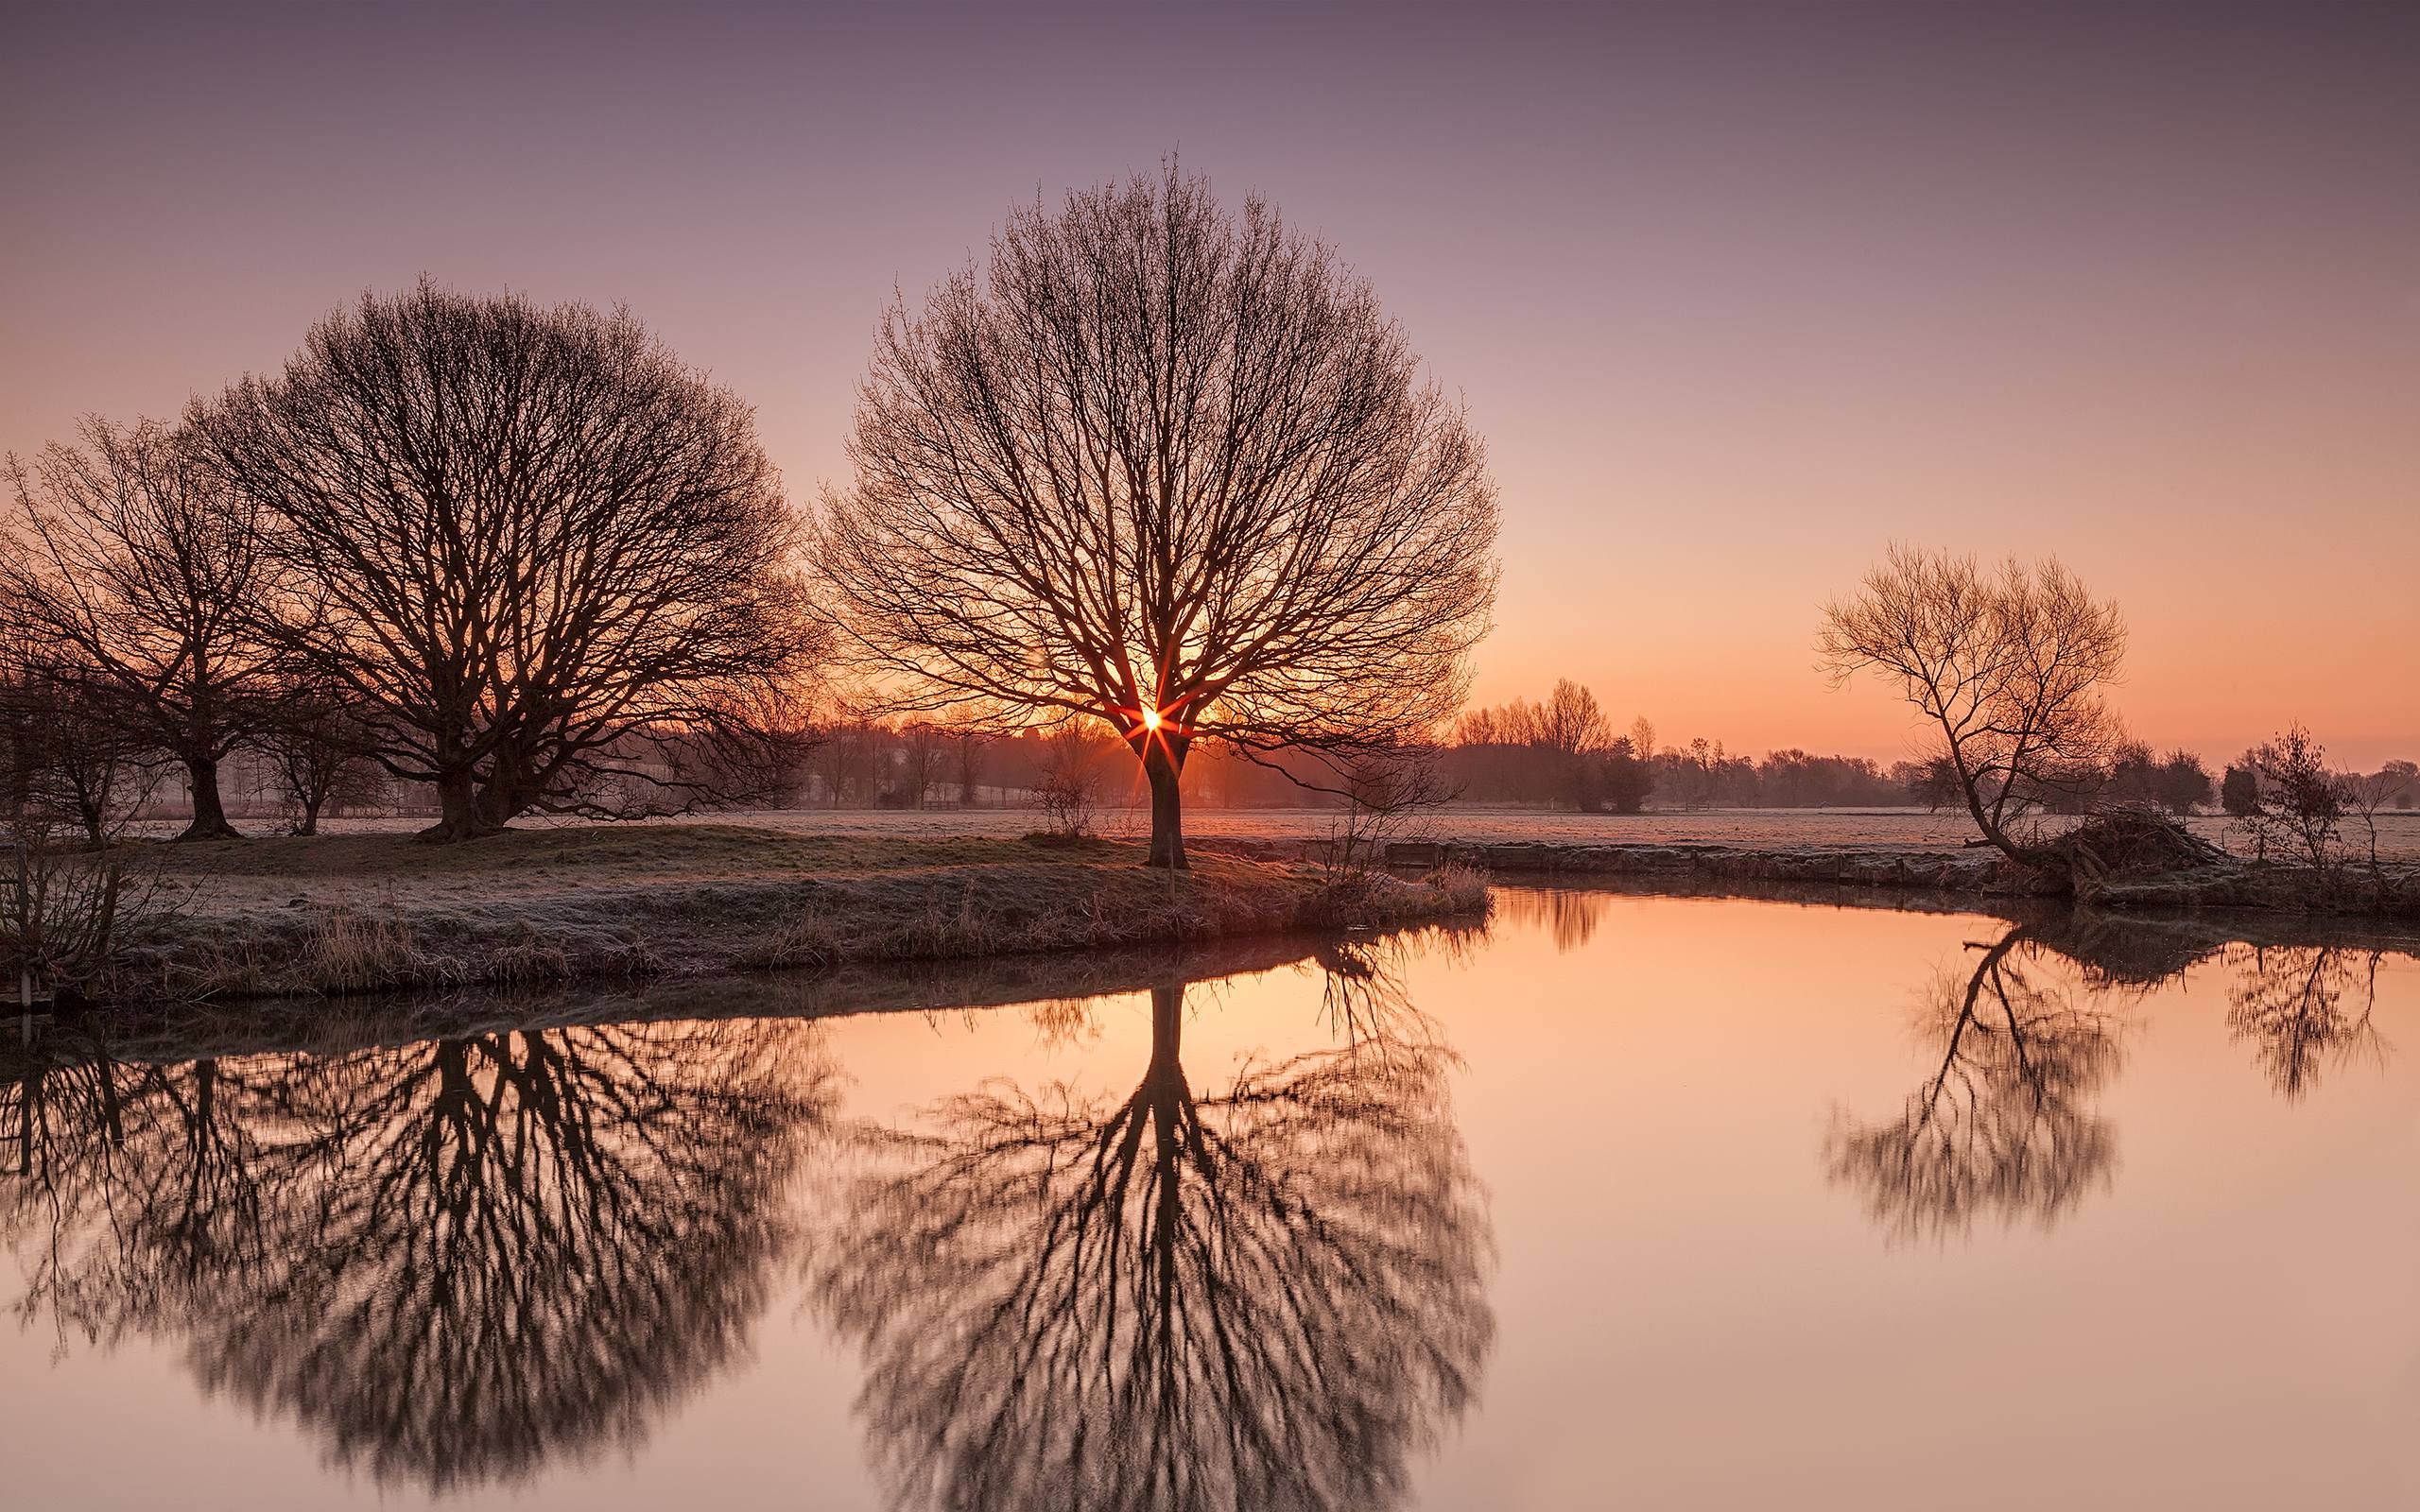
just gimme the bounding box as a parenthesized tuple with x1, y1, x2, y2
(5, 2, 2414, 765)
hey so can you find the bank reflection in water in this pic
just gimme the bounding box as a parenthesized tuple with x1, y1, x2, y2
(810, 941, 1495, 1512)
(2, 1018, 833, 1494)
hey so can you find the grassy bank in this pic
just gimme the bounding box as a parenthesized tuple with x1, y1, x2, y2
(107, 825, 1489, 1000)
(1340, 833, 2420, 918)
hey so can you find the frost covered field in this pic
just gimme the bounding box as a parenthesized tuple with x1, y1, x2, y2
(279, 805, 2420, 861)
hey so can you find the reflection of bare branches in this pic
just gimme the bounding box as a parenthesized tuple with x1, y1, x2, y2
(3, 1018, 832, 1493)
(1489, 886, 1608, 953)
(1310, 936, 1446, 1057)
(1022, 995, 1103, 1049)
(5, 1046, 307, 1349)
(812, 980, 1492, 1512)
(1825, 929, 2126, 1244)
(2224, 945, 2390, 1101)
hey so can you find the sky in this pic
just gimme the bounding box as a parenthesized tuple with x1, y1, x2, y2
(4, 1, 2414, 767)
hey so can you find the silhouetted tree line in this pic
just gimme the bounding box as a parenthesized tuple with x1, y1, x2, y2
(1439, 677, 2180, 814)
(2, 284, 828, 846)
(1443, 679, 1651, 812)
(9, 169, 1504, 864)
(794, 721, 1353, 811)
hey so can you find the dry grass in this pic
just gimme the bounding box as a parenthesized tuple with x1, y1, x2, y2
(302, 905, 433, 993)
(111, 825, 1492, 1001)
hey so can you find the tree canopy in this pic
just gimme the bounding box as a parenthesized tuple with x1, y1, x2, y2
(815, 165, 1497, 867)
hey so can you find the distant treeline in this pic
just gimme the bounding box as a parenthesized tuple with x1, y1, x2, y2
(20, 670, 2412, 828)
(1437, 679, 2416, 817)
(791, 722, 1340, 810)
(1441, 680, 1922, 812)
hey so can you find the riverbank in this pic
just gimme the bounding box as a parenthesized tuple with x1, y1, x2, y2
(109, 826, 1488, 1000)
(1276, 835, 2420, 917)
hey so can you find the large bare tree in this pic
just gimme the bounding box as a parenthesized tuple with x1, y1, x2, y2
(1818, 546, 2124, 865)
(1, 418, 278, 839)
(192, 281, 824, 841)
(815, 166, 1499, 868)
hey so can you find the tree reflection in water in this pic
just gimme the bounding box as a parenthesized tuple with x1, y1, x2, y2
(811, 944, 1494, 1512)
(2223, 944, 2390, 1100)
(1825, 926, 2127, 1244)
(2, 1017, 833, 1493)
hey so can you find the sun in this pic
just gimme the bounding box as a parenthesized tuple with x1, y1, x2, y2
(1140, 706, 1163, 731)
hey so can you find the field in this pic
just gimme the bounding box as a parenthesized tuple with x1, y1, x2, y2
(264, 803, 2420, 861)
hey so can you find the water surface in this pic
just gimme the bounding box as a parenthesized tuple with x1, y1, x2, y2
(5, 887, 2416, 1509)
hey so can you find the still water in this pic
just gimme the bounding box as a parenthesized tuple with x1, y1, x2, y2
(4, 887, 2416, 1510)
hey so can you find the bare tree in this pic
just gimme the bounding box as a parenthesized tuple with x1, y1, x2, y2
(952, 730, 989, 807)
(2344, 765, 2411, 879)
(811, 718, 878, 807)
(255, 676, 387, 834)
(1, 418, 278, 839)
(1030, 725, 1110, 837)
(191, 280, 825, 842)
(815, 164, 1498, 868)
(2232, 724, 2348, 870)
(1819, 546, 2125, 866)
(894, 721, 946, 808)
(0, 635, 164, 848)
(1537, 678, 1609, 758)
(1322, 741, 1458, 876)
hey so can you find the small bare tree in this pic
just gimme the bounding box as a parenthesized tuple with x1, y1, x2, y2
(256, 677, 387, 834)
(0, 641, 164, 848)
(1030, 726, 1108, 838)
(1, 418, 279, 839)
(1323, 742, 1459, 877)
(192, 280, 825, 842)
(1819, 546, 2125, 866)
(952, 730, 989, 807)
(816, 164, 1498, 868)
(2232, 724, 2349, 871)
(2341, 763, 2411, 884)
(894, 722, 946, 809)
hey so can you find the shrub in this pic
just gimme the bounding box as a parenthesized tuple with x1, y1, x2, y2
(2233, 726, 2348, 869)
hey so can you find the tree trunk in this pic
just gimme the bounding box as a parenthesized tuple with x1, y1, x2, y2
(178, 754, 242, 842)
(1141, 738, 1188, 870)
(1953, 759, 2065, 876)
(420, 765, 496, 843)
(475, 770, 522, 834)
(74, 789, 107, 850)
